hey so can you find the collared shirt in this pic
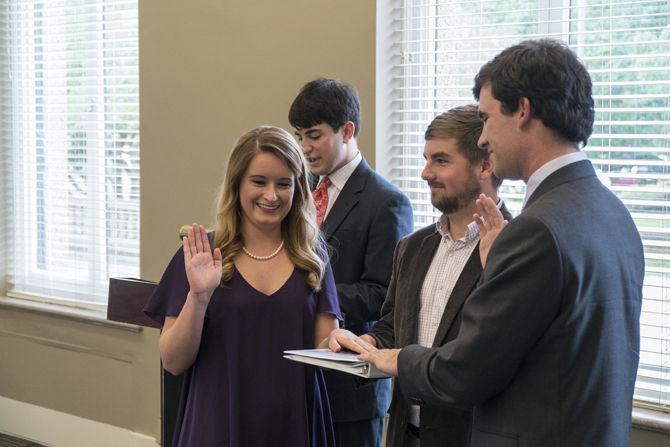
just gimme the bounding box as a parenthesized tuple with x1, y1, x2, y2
(410, 199, 503, 427)
(318, 151, 362, 218)
(523, 151, 588, 208)
(417, 215, 480, 349)
(409, 216, 479, 427)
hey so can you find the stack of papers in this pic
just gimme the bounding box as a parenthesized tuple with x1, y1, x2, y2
(283, 348, 391, 379)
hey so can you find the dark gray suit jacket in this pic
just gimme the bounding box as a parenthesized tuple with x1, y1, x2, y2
(369, 204, 512, 447)
(398, 160, 644, 446)
(318, 158, 414, 422)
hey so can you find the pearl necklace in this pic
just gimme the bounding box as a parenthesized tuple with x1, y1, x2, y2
(242, 241, 284, 261)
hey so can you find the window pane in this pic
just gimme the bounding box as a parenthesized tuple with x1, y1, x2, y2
(383, 0, 670, 407)
(0, 0, 140, 305)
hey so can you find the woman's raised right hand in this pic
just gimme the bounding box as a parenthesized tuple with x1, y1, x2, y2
(182, 223, 222, 299)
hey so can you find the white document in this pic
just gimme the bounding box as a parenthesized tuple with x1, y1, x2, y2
(283, 348, 391, 379)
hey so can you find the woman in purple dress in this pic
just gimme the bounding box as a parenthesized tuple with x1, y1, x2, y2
(145, 126, 342, 447)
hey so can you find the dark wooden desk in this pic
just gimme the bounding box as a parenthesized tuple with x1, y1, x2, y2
(107, 277, 183, 447)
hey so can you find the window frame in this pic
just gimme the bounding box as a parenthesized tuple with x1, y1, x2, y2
(377, 0, 670, 414)
(0, 0, 140, 309)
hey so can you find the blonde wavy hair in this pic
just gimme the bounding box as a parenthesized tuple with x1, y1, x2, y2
(213, 125, 326, 290)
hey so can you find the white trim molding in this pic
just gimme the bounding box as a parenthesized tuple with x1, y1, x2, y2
(0, 396, 159, 447)
(633, 405, 670, 435)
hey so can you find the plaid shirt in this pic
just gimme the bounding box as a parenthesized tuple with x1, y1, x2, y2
(410, 216, 480, 427)
(417, 216, 480, 348)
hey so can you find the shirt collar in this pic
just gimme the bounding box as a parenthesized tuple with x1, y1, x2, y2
(320, 152, 362, 191)
(436, 198, 503, 243)
(523, 151, 588, 208)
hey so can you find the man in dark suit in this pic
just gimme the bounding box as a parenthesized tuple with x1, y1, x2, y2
(328, 104, 511, 447)
(356, 40, 645, 446)
(289, 78, 413, 447)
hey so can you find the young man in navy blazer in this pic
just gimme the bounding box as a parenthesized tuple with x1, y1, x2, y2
(289, 78, 413, 447)
(354, 40, 644, 447)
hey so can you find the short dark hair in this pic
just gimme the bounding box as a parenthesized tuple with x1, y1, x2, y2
(288, 78, 361, 137)
(425, 104, 502, 189)
(473, 39, 594, 147)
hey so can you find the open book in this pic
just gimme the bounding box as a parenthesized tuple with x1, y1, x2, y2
(283, 348, 391, 379)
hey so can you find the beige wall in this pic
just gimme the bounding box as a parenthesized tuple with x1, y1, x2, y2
(140, 0, 377, 271)
(0, 307, 160, 436)
(0, 1, 667, 445)
(632, 429, 670, 447)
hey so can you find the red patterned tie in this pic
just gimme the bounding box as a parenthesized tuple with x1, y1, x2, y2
(312, 176, 331, 228)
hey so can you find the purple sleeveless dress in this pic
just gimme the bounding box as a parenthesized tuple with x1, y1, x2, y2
(145, 246, 342, 447)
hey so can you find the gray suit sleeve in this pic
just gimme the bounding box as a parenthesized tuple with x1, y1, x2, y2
(397, 216, 562, 407)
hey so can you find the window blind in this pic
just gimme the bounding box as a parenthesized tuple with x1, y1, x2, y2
(0, 0, 140, 307)
(0, 4, 8, 293)
(380, 0, 670, 408)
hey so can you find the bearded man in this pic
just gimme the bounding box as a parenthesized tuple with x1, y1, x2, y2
(327, 104, 511, 447)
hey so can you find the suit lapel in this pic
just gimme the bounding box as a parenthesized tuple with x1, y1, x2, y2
(431, 247, 482, 347)
(402, 230, 442, 346)
(320, 159, 371, 242)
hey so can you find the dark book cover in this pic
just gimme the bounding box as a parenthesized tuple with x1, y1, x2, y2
(107, 277, 159, 329)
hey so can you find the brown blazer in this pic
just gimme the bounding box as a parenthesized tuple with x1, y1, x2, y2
(369, 203, 512, 447)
